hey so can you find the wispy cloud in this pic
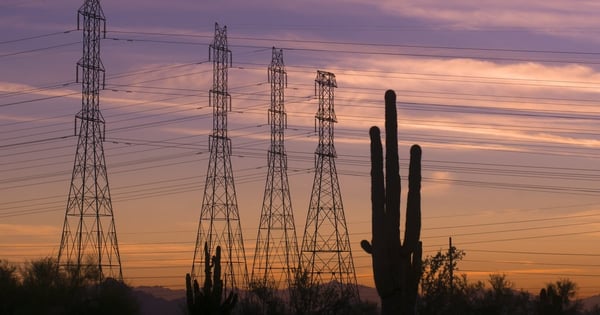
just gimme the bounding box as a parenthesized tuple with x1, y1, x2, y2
(352, 0, 600, 39)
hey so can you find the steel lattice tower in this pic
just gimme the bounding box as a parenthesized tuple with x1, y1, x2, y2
(57, 0, 122, 281)
(300, 71, 359, 300)
(191, 23, 248, 292)
(251, 48, 299, 290)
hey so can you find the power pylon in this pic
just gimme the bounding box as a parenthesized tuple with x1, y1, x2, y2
(58, 0, 122, 281)
(251, 48, 299, 290)
(191, 23, 248, 293)
(300, 71, 359, 300)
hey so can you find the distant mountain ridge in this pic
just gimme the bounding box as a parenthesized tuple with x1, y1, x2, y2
(133, 284, 379, 314)
(134, 286, 185, 315)
(582, 294, 600, 311)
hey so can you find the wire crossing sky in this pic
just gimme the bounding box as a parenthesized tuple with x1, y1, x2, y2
(1, 0, 599, 297)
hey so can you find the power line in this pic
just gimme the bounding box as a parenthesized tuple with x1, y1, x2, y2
(2, 134, 598, 196)
(0, 81, 77, 99)
(465, 249, 600, 257)
(6, 59, 600, 110)
(457, 229, 600, 245)
(101, 34, 600, 65)
(423, 220, 600, 240)
(0, 41, 80, 58)
(0, 135, 73, 149)
(0, 29, 77, 45)
(425, 213, 600, 231)
(104, 29, 600, 56)
(0, 92, 80, 108)
(2, 133, 595, 193)
(246, 62, 600, 90)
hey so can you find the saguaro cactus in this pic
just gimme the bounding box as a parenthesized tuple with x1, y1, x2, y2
(186, 243, 237, 315)
(361, 90, 423, 315)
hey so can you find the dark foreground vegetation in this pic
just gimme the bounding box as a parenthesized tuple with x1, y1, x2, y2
(184, 242, 376, 315)
(1, 250, 599, 315)
(182, 245, 599, 315)
(415, 246, 599, 315)
(0, 257, 139, 314)
(183, 242, 598, 315)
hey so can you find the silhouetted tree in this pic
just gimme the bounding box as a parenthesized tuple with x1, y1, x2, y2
(0, 256, 139, 314)
(288, 268, 376, 315)
(289, 268, 346, 315)
(556, 279, 581, 313)
(19, 257, 71, 314)
(231, 268, 375, 315)
(489, 273, 514, 296)
(72, 277, 140, 315)
(237, 279, 286, 315)
(479, 273, 532, 315)
(418, 249, 535, 315)
(538, 279, 582, 315)
(582, 304, 600, 315)
(0, 259, 19, 314)
(419, 246, 473, 314)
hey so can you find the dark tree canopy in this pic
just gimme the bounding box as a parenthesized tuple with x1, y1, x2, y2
(0, 257, 139, 315)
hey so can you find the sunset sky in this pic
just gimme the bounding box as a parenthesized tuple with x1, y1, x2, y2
(1, 0, 599, 297)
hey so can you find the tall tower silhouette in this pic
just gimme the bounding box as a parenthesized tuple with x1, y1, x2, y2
(251, 48, 299, 290)
(191, 23, 248, 292)
(300, 71, 359, 300)
(57, 0, 123, 281)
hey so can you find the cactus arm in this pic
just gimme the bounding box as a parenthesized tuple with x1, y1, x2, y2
(404, 145, 423, 312)
(193, 278, 201, 312)
(360, 239, 372, 254)
(203, 242, 212, 293)
(405, 241, 422, 312)
(213, 246, 223, 303)
(185, 273, 194, 312)
(367, 126, 395, 298)
(360, 126, 384, 256)
(369, 126, 384, 248)
(403, 145, 422, 252)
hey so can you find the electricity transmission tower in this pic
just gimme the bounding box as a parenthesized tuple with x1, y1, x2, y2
(251, 48, 299, 290)
(300, 71, 359, 300)
(58, 0, 123, 281)
(191, 23, 248, 292)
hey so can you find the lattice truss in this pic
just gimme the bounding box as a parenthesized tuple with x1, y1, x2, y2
(251, 48, 300, 290)
(191, 23, 249, 292)
(58, 0, 122, 281)
(300, 71, 359, 300)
